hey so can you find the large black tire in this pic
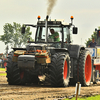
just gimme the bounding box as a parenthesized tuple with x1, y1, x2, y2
(6, 52, 30, 85)
(48, 52, 70, 87)
(70, 50, 92, 86)
(78, 50, 92, 86)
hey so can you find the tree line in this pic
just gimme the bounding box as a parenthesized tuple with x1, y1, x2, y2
(0, 22, 34, 49)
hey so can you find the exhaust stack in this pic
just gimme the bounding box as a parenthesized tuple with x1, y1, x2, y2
(46, 15, 49, 21)
(45, 15, 49, 42)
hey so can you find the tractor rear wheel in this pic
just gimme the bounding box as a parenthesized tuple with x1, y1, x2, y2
(78, 50, 92, 86)
(49, 52, 70, 87)
(6, 52, 29, 85)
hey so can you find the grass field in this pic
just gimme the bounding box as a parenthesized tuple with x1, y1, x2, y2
(65, 95, 100, 100)
(0, 68, 6, 76)
(0, 68, 6, 71)
(0, 73, 6, 76)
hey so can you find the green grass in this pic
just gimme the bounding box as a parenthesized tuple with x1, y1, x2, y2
(0, 68, 6, 76)
(0, 68, 6, 71)
(0, 73, 6, 76)
(64, 95, 100, 100)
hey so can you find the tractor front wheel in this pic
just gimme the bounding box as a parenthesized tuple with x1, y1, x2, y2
(78, 50, 92, 86)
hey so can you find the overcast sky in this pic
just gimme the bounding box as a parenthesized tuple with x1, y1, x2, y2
(0, 0, 100, 53)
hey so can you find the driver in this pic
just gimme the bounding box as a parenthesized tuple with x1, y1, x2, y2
(49, 29, 60, 42)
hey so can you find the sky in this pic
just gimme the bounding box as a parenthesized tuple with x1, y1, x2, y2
(0, 0, 100, 53)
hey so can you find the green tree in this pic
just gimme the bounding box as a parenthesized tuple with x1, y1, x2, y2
(85, 38, 92, 47)
(0, 22, 34, 48)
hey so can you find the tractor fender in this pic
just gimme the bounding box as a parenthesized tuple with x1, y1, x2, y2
(54, 48, 69, 53)
(49, 48, 69, 55)
(68, 44, 85, 59)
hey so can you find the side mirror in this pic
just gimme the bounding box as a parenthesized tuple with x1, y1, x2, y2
(73, 27, 78, 34)
(21, 27, 25, 34)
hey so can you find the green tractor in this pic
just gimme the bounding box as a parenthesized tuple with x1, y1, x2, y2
(6, 15, 94, 87)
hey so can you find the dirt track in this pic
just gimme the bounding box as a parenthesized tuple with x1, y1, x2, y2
(0, 76, 100, 100)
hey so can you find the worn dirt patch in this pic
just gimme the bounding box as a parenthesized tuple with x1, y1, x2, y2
(0, 76, 100, 100)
